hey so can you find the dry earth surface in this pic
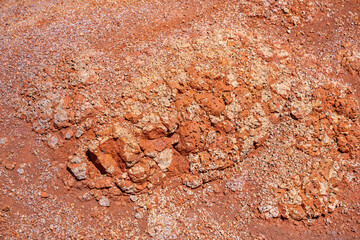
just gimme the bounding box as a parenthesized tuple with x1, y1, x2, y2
(1, 0, 360, 239)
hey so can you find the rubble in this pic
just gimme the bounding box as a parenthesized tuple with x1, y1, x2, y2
(1, 0, 360, 238)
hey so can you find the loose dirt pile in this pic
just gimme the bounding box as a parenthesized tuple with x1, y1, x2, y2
(1, 0, 360, 239)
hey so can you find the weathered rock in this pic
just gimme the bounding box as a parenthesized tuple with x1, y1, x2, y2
(54, 110, 69, 129)
(336, 135, 349, 153)
(64, 131, 72, 140)
(142, 124, 168, 139)
(17, 168, 24, 175)
(88, 176, 113, 189)
(140, 134, 180, 154)
(154, 148, 176, 171)
(175, 121, 201, 153)
(337, 45, 360, 77)
(289, 206, 305, 221)
(161, 114, 179, 133)
(75, 127, 84, 138)
(87, 152, 120, 177)
(115, 178, 147, 194)
(40, 191, 49, 198)
(258, 205, 280, 219)
(112, 126, 142, 167)
(334, 98, 358, 120)
(4, 162, 16, 171)
(183, 174, 203, 189)
(67, 162, 87, 180)
(0, 137, 8, 145)
(130, 195, 138, 202)
(128, 159, 150, 183)
(189, 151, 233, 174)
(195, 93, 225, 116)
(98, 196, 110, 207)
(47, 135, 58, 149)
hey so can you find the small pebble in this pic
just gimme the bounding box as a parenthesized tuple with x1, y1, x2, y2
(99, 196, 110, 207)
(130, 195, 138, 202)
(47, 135, 58, 148)
(17, 168, 24, 175)
(0, 137, 8, 144)
(5, 162, 16, 171)
(64, 131, 72, 140)
(75, 128, 84, 139)
(40, 191, 49, 198)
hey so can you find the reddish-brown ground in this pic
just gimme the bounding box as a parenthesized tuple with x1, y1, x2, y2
(1, 0, 360, 239)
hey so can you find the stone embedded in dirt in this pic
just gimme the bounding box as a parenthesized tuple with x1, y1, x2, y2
(183, 174, 203, 189)
(128, 159, 150, 183)
(64, 131, 72, 140)
(47, 135, 58, 149)
(54, 111, 69, 129)
(111, 126, 143, 167)
(154, 148, 176, 171)
(4, 162, 16, 171)
(2, 0, 360, 238)
(129, 195, 138, 202)
(17, 168, 24, 175)
(67, 162, 87, 180)
(98, 196, 110, 207)
(75, 127, 84, 139)
(59, 32, 360, 224)
(69, 156, 83, 164)
(175, 121, 201, 153)
(1, 204, 10, 212)
(195, 92, 225, 116)
(337, 44, 360, 77)
(115, 178, 147, 194)
(278, 159, 344, 220)
(90, 153, 120, 177)
(82, 192, 93, 201)
(0, 137, 8, 145)
(40, 191, 49, 198)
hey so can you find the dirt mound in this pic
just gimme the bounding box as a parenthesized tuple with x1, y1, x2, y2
(1, 0, 360, 239)
(15, 28, 360, 223)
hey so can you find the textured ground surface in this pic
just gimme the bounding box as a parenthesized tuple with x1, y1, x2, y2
(1, 0, 360, 239)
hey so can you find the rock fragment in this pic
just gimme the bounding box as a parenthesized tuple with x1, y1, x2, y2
(98, 196, 110, 207)
(154, 148, 175, 171)
(0, 137, 8, 145)
(67, 162, 87, 180)
(64, 131, 72, 140)
(184, 174, 203, 189)
(128, 159, 150, 183)
(40, 191, 49, 198)
(4, 162, 16, 171)
(175, 121, 201, 153)
(47, 135, 58, 149)
(17, 168, 24, 175)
